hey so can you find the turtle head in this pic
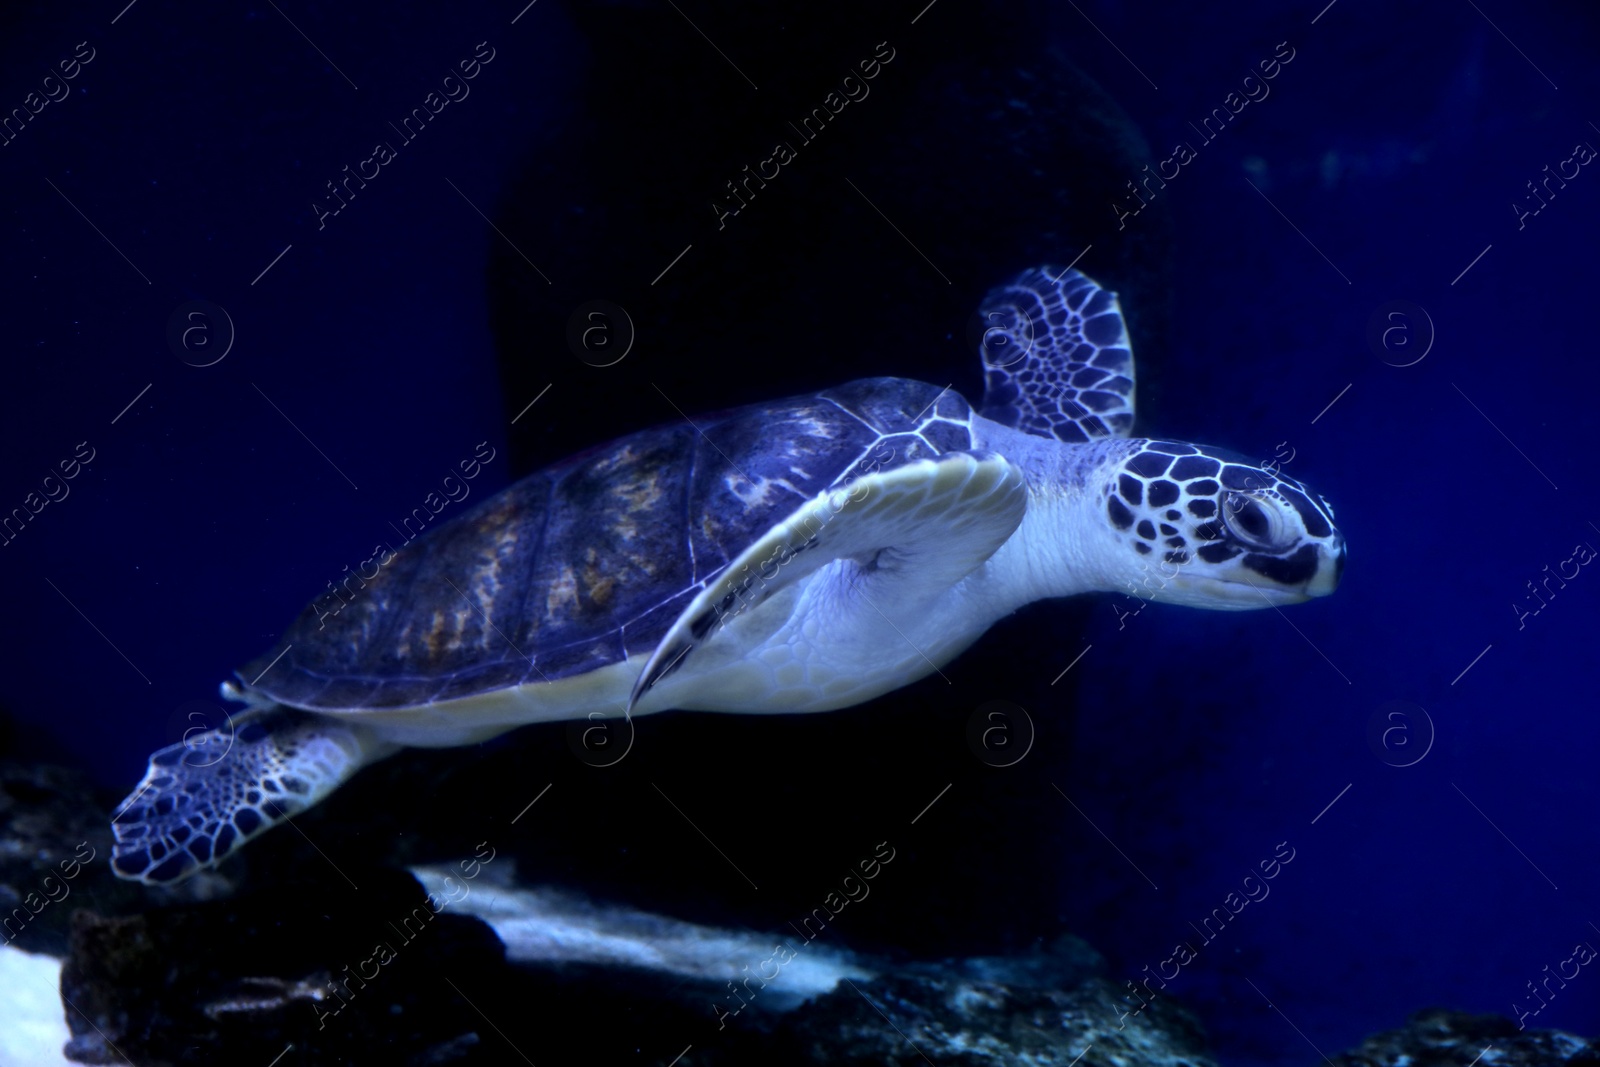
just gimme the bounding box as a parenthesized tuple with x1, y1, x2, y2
(1100, 440, 1345, 609)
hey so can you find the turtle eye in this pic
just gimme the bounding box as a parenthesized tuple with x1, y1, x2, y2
(1223, 493, 1290, 550)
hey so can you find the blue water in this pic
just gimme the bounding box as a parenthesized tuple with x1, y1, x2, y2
(1060, 3, 1600, 1055)
(2, 1, 1598, 1062)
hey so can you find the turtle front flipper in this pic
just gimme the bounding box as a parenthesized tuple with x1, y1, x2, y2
(977, 266, 1136, 442)
(110, 706, 397, 884)
(629, 449, 1029, 710)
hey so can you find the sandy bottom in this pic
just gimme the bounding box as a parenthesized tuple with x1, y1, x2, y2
(0, 947, 71, 1067)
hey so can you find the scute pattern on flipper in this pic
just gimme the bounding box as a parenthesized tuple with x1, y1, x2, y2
(977, 266, 1136, 442)
(237, 378, 977, 710)
(110, 708, 367, 884)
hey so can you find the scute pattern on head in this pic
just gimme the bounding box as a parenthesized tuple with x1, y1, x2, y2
(237, 379, 976, 710)
(1104, 440, 1344, 599)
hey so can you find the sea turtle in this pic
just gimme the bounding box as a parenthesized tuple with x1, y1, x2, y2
(110, 266, 1346, 884)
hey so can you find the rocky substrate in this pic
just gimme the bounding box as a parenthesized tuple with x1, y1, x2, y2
(1328, 1008, 1599, 1067)
(56, 877, 1214, 1067)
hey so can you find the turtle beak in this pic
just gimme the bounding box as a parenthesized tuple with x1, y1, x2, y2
(1305, 531, 1347, 598)
(1164, 531, 1346, 609)
(1166, 574, 1310, 609)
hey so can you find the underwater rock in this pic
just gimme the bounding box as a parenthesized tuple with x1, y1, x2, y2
(410, 865, 875, 1009)
(707, 936, 1216, 1067)
(1329, 1008, 1599, 1066)
(58, 849, 1216, 1067)
(0, 760, 106, 956)
(55, 852, 1600, 1067)
(59, 868, 507, 1066)
(384, 884, 1216, 1066)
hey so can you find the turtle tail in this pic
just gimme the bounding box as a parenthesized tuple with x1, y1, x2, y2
(110, 705, 399, 884)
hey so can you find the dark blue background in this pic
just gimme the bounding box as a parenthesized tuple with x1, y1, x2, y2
(2, 1, 1597, 1064)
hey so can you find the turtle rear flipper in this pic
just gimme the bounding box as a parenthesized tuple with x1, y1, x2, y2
(111, 706, 396, 884)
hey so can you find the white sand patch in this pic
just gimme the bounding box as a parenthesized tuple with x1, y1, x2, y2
(0, 946, 71, 1067)
(410, 866, 871, 1009)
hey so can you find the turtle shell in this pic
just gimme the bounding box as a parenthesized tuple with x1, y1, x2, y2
(237, 377, 975, 710)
